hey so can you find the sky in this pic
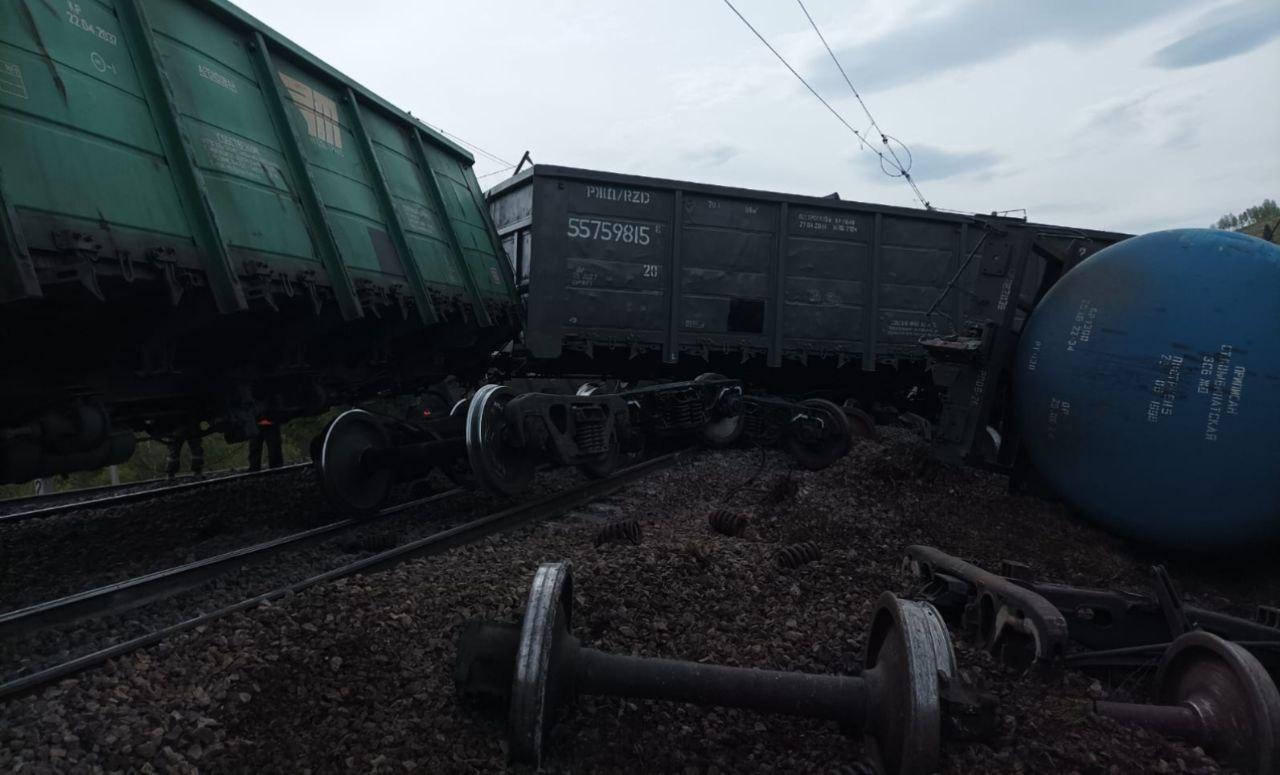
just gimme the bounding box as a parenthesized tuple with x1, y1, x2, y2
(237, 0, 1280, 234)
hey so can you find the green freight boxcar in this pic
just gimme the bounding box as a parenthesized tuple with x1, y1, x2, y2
(0, 0, 520, 483)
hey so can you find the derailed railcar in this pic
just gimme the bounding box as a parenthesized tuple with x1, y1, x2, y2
(0, 0, 519, 483)
(486, 165, 1126, 408)
(486, 165, 1133, 473)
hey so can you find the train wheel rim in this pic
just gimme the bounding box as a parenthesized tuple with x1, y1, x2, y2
(509, 561, 575, 766)
(863, 594, 954, 775)
(465, 384, 535, 496)
(844, 405, 879, 441)
(318, 409, 393, 516)
(785, 398, 852, 470)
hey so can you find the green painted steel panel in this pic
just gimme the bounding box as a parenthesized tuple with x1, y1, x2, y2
(0, 16, 185, 233)
(419, 141, 514, 300)
(0, 0, 517, 334)
(364, 109, 467, 292)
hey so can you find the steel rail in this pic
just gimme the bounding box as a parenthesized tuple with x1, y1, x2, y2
(0, 487, 465, 640)
(0, 462, 311, 525)
(0, 463, 282, 509)
(0, 450, 686, 701)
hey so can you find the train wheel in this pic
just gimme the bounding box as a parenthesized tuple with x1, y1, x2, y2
(441, 397, 476, 487)
(786, 398, 852, 470)
(694, 372, 744, 448)
(842, 403, 879, 441)
(319, 409, 393, 516)
(466, 384, 536, 496)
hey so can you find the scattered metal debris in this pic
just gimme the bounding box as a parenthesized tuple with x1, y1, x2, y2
(903, 545, 1280, 681)
(903, 545, 1068, 672)
(454, 561, 994, 774)
(903, 545, 1280, 773)
(593, 519, 642, 547)
(708, 508, 748, 537)
(776, 541, 821, 569)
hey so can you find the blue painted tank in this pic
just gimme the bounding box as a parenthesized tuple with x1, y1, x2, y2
(1014, 228, 1280, 551)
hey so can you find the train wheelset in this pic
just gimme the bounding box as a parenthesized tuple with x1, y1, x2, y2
(316, 375, 861, 514)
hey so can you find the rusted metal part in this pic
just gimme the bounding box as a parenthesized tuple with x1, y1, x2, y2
(593, 519, 642, 547)
(777, 541, 822, 570)
(455, 561, 989, 774)
(1022, 572, 1280, 681)
(905, 547, 1280, 682)
(708, 508, 748, 538)
(1093, 631, 1280, 774)
(902, 545, 1069, 671)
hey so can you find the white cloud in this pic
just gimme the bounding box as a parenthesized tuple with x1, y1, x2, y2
(235, 0, 1280, 233)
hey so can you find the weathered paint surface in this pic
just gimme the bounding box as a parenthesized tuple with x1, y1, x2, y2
(0, 0, 518, 318)
(487, 165, 1119, 371)
(1015, 229, 1280, 550)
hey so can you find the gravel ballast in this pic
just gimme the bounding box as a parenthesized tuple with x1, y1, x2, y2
(1, 429, 1274, 773)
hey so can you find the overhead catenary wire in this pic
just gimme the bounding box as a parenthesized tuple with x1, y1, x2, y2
(425, 123, 517, 181)
(477, 165, 517, 180)
(434, 127, 515, 168)
(795, 0, 930, 209)
(720, 0, 933, 210)
(407, 114, 516, 171)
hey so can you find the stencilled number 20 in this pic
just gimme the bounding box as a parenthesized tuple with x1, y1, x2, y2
(642, 264, 660, 279)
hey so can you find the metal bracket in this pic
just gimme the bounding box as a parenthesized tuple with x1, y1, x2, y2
(903, 545, 1069, 671)
(51, 233, 106, 301)
(146, 248, 184, 306)
(297, 269, 322, 315)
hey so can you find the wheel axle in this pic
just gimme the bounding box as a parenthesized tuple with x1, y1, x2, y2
(455, 561, 986, 774)
(1094, 631, 1280, 774)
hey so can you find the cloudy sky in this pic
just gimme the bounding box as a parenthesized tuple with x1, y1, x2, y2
(240, 0, 1279, 234)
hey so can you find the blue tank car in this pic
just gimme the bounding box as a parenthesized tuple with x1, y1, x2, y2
(1014, 228, 1280, 552)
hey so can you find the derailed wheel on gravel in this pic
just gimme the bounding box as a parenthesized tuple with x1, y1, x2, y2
(319, 409, 393, 516)
(862, 593, 956, 775)
(786, 398, 852, 470)
(695, 372, 744, 448)
(509, 561, 575, 767)
(1154, 631, 1280, 773)
(466, 384, 535, 496)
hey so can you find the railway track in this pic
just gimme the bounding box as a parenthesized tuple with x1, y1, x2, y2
(0, 462, 311, 525)
(0, 450, 686, 701)
(0, 487, 465, 640)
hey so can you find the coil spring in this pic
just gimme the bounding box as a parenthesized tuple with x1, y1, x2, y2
(776, 541, 821, 569)
(594, 519, 643, 547)
(575, 420, 608, 455)
(708, 508, 748, 537)
(656, 389, 703, 430)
